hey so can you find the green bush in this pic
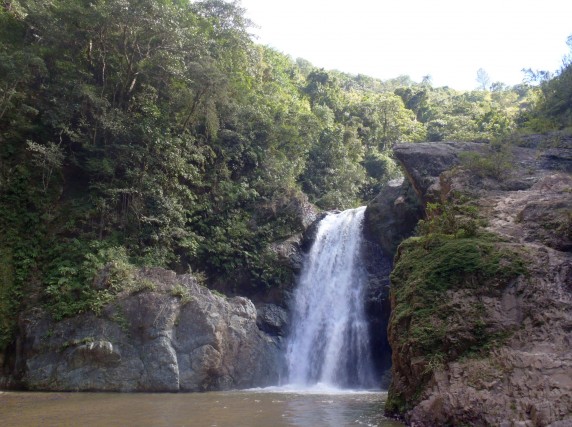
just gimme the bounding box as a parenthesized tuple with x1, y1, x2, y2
(0, 247, 16, 350)
(170, 284, 193, 305)
(459, 141, 514, 180)
(44, 242, 135, 320)
(417, 200, 479, 238)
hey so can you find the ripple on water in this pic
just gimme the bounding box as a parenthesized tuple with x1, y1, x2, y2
(0, 390, 403, 427)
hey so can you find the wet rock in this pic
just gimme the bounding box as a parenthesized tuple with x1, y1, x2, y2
(256, 304, 289, 336)
(361, 237, 393, 384)
(299, 212, 328, 253)
(69, 340, 121, 369)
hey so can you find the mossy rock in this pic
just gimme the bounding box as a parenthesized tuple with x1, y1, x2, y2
(386, 233, 526, 417)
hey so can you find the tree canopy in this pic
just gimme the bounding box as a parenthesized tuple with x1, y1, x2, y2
(0, 0, 566, 350)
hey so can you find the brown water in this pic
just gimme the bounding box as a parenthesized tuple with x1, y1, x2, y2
(0, 389, 402, 427)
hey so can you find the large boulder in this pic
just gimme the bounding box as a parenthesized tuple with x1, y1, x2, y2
(392, 141, 486, 203)
(256, 304, 289, 336)
(269, 234, 305, 273)
(3, 268, 283, 391)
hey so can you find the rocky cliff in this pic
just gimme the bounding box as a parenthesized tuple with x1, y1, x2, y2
(0, 268, 286, 391)
(379, 137, 572, 426)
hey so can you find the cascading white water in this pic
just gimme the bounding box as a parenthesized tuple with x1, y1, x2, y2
(286, 206, 375, 389)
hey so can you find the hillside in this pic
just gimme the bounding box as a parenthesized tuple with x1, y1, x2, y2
(2, 0, 552, 353)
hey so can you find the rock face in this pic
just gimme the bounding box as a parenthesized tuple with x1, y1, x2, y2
(392, 141, 487, 204)
(266, 193, 321, 276)
(386, 137, 572, 426)
(361, 236, 394, 386)
(364, 177, 424, 258)
(1, 268, 284, 391)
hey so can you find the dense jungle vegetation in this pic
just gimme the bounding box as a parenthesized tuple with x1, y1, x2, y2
(1, 0, 571, 350)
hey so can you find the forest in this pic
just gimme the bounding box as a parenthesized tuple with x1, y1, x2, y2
(1, 0, 571, 351)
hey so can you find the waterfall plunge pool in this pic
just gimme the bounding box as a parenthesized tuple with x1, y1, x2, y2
(0, 389, 403, 426)
(0, 209, 401, 426)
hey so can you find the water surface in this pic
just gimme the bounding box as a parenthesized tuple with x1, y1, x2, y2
(0, 389, 402, 427)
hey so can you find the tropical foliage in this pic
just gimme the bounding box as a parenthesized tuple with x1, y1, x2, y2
(0, 0, 567, 349)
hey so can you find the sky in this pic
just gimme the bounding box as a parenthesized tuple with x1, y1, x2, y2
(239, 0, 572, 90)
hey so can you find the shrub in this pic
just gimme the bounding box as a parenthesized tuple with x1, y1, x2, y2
(170, 283, 193, 305)
(459, 141, 514, 180)
(44, 242, 135, 320)
(417, 200, 479, 238)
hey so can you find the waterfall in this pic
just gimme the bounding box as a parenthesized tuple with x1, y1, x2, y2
(286, 206, 375, 389)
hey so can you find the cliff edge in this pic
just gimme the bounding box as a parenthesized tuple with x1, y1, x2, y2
(381, 136, 572, 426)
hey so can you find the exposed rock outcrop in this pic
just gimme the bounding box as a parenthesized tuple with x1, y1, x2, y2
(269, 234, 305, 274)
(386, 137, 572, 426)
(256, 303, 289, 336)
(265, 193, 320, 277)
(1, 268, 283, 391)
(364, 177, 424, 258)
(391, 141, 487, 204)
(206, 191, 318, 305)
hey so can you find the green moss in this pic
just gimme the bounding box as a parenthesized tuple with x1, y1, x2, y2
(109, 307, 130, 334)
(393, 235, 524, 297)
(422, 352, 446, 375)
(388, 231, 526, 417)
(384, 389, 409, 418)
(125, 278, 156, 294)
(556, 210, 572, 240)
(211, 288, 227, 299)
(417, 197, 481, 238)
(461, 329, 514, 360)
(391, 235, 525, 353)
